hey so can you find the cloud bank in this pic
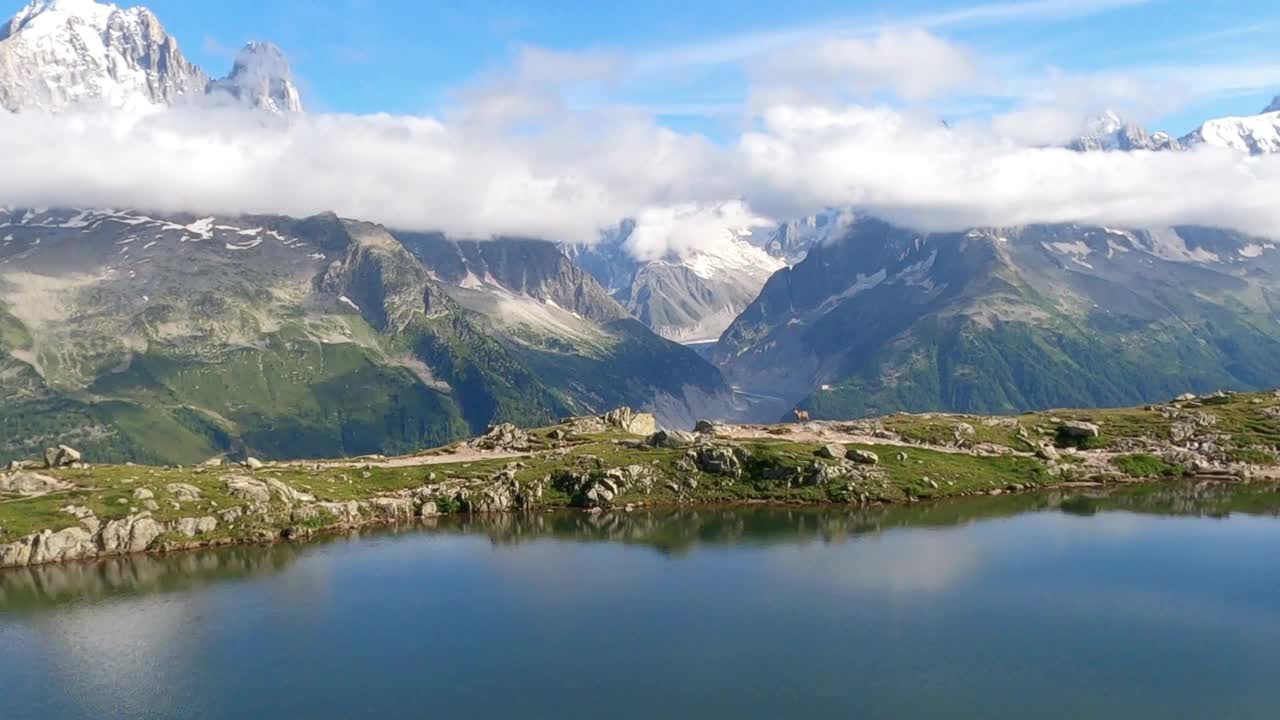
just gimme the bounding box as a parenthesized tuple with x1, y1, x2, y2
(2, 27, 1280, 254)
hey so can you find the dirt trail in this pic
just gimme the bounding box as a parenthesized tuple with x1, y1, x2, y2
(289, 448, 531, 470)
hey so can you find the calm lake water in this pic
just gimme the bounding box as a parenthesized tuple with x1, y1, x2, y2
(3, 484, 1280, 719)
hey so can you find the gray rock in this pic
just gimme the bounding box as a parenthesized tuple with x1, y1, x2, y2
(646, 429, 697, 449)
(132, 488, 155, 500)
(243, 457, 265, 470)
(31, 527, 97, 565)
(0, 471, 73, 497)
(364, 497, 415, 523)
(174, 516, 218, 538)
(694, 419, 718, 434)
(848, 449, 880, 465)
(691, 445, 745, 478)
(43, 445, 82, 468)
(225, 476, 272, 503)
(99, 514, 162, 554)
(471, 423, 531, 451)
(603, 407, 658, 436)
(816, 443, 847, 460)
(1035, 443, 1061, 461)
(166, 483, 202, 501)
(1058, 421, 1101, 440)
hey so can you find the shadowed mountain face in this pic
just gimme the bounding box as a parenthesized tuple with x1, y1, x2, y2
(714, 218, 1280, 420)
(0, 210, 729, 464)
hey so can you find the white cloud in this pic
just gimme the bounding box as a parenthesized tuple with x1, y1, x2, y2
(736, 103, 1280, 235)
(624, 201, 774, 261)
(752, 29, 976, 102)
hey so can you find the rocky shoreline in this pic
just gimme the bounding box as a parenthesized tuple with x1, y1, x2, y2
(5, 391, 1280, 570)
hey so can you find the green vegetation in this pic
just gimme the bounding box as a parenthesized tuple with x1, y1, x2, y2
(1112, 453, 1188, 479)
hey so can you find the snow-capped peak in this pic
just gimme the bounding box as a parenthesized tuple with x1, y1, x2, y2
(1181, 104, 1280, 155)
(206, 40, 303, 114)
(1, 0, 303, 114)
(1068, 111, 1182, 152)
(0, 0, 206, 112)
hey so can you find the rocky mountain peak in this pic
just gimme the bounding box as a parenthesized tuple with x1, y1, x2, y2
(0, 0, 206, 112)
(1069, 112, 1182, 152)
(206, 40, 303, 113)
(1264, 95, 1280, 114)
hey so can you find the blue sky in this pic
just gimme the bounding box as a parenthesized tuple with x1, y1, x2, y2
(112, 0, 1280, 136)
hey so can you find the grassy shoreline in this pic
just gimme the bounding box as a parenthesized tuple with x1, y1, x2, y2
(6, 389, 1280, 568)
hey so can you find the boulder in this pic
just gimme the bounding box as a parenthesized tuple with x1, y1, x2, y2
(1175, 392, 1198, 402)
(1035, 443, 1061, 462)
(166, 483, 202, 501)
(691, 445, 746, 478)
(603, 407, 658, 436)
(646, 429, 697, 449)
(225, 476, 272, 503)
(43, 445, 82, 469)
(816, 443, 847, 460)
(243, 457, 265, 470)
(30, 527, 97, 565)
(201, 457, 224, 467)
(1057, 421, 1101, 441)
(471, 423, 531, 452)
(0, 471, 73, 497)
(693, 419, 718, 434)
(848, 449, 879, 465)
(174, 516, 218, 538)
(263, 477, 315, 505)
(99, 513, 162, 554)
(364, 497, 415, 523)
(132, 488, 154, 501)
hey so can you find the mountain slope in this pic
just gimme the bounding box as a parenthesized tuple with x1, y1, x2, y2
(0, 210, 730, 464)
(396, 232, 733, 424)
(714, 218, 1280, 420)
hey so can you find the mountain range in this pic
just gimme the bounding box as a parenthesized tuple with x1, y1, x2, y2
(4, 0, 1280, 459)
